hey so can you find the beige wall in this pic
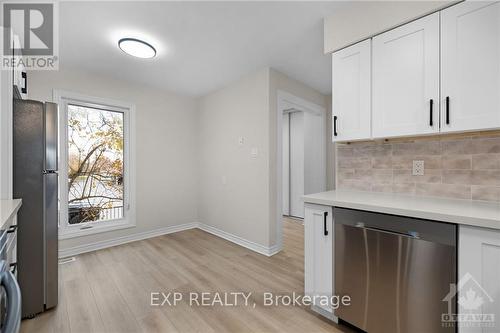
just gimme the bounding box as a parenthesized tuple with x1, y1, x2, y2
(324, 1, 453, 53)
(198, 68, 328, 249)
(197, 68, 271, 246)
(29, 69, 199, 251)
(0, 52, 13, 199)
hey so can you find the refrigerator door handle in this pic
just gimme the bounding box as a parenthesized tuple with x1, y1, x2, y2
(43, 102, 58, 172)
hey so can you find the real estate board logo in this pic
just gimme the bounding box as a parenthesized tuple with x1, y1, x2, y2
(442, 272, 495, 329)
(1, 1, 59, 70)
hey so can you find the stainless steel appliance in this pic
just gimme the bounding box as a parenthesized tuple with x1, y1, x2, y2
(335, 208, 456, 333)
(13, 100, 58, 318)
(0, 261, 21, 333)
(0, 212, 21, 333)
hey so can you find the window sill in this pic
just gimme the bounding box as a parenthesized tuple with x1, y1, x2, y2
(59, 220, 136, 240)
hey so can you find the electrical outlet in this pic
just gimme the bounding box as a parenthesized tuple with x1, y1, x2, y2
(412, 160, 425, 176)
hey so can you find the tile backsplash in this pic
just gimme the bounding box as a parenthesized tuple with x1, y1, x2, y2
(336, 131, 500, 202)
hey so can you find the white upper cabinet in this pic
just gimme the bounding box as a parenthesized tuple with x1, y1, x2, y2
(331, 2, 500, 142)
(441, 1, 500, 133)
(372, 13, 440, 139)
(332, 39, 371, 142)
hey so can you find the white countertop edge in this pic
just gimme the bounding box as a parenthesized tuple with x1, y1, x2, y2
(0, 199, 22, 229)
(303, 191, 500, 231)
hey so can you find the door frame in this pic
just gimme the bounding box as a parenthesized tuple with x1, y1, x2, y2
(286, 110, 305, 219)
(276, 90, 326, 250)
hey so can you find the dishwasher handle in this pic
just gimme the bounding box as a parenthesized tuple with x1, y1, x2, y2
(355, 222, 420, 239)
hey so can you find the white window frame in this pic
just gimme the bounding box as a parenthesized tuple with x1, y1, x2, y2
(54, 90, 136, 239)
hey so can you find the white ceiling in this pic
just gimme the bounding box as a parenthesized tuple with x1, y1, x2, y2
(59, 1, 345, 97)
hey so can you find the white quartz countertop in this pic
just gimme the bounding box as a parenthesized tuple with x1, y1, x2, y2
(0, 199, 22, 229)
(303, 190, 500, 230)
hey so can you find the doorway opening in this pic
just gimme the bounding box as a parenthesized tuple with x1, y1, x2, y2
(277, 91, 326, 248)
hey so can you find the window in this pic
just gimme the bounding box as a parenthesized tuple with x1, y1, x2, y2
(67, 104, 124, 224)
(56, 91, 135, 238)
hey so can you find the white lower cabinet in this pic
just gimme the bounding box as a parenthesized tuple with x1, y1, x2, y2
(304, 203, 335, 320)
(458, 225, 500, 333)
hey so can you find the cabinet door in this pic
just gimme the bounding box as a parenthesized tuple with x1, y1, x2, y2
(304, 204, 334, 317)
(372, 13, 439, 139)
(441, 2, 500, 133)
(332, 39, 371, 142)
(459, 226, 500, 333)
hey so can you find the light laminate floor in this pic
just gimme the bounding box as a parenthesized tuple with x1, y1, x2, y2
(21, 218, 353, 333)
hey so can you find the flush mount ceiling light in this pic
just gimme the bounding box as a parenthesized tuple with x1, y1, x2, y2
(118, 38, 156, 58)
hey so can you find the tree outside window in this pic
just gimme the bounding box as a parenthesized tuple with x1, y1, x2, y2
(67, 104, 124, 224)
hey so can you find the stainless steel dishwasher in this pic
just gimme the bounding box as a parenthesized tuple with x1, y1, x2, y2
(334, 208, 456, 333)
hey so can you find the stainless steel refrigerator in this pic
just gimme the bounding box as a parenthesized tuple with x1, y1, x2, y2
(13, 99, 58, 318)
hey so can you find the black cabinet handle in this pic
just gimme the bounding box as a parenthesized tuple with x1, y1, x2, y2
(429, 99, 433, 127)
(21, 71, 27, 94)
(7, 225, 17, 234)
(446, 96, 450, 125)
(323, 212, 328, 236)
(333, 116, 338, 137)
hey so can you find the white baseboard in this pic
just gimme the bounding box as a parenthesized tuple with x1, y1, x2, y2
(197, 223, 281, 257)
(59, 222, 282, 258)
(268, 243, 282, 256)
(59, 222, 198, 258)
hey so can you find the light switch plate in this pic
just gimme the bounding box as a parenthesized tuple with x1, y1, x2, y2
(251, 147, 258, 157)
(412, 160, 424, 176)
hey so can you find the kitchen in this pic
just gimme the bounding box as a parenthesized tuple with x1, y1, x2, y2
(305, 1, 500, 332)
(0, 1, 499, 333)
